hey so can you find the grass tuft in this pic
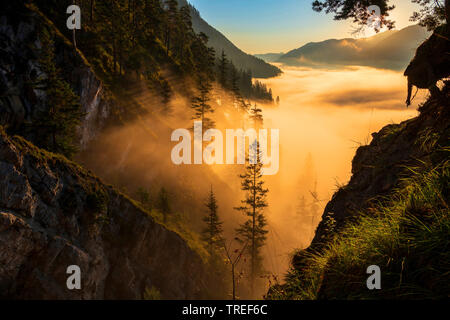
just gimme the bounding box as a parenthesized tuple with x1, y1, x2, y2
(271, 154, 449, 300)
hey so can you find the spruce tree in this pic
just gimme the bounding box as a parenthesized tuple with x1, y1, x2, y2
(230, 66, 241, 98)
(35, 28, 83, 158)
(235, 141, 269, 295)
(136, 187, 152, 210)
(157, 187, 171, 222)
(202, 186, 224, 255)
(218, 50, 229, 88)
(229, 66, 247, 113)
(191, 78, 215, 131)
(249, 104, 263, 128)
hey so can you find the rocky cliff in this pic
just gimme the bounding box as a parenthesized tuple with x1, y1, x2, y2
(308, 85, 449, 251)
(0, 128, 213, 299)
(269, 84, 449, 299)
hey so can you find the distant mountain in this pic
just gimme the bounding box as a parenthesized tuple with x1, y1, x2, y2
(254, 53, 285, 63)
(277, 25, 430, 70)
(178, 0, 282, 78)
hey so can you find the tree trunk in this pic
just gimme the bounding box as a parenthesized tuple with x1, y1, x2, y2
(72, 0, 77, 50)
(72, 29, 77, 50)
(446, 0, 449, 24)
(113, 40, 117, 75)
(231, 264, 236, 300)
(90, 0, 94, 22)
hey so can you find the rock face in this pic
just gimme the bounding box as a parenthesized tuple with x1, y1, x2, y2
(302, 85, 450, 257)
(0, 129, 211, 299)
(0, 3, 117, 150)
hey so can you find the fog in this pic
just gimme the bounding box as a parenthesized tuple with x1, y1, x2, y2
(78, 65, 425, 297)
(256, 65, 423, 280)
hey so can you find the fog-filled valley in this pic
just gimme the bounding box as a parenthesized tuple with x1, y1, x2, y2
(1, 0, 448, 302)
(76, 64, 425, 297)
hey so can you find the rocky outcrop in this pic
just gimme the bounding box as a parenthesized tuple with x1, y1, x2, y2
(0, 128, 212, 299)
(300, 84, 450, 259)
(0, 3, 117, 150)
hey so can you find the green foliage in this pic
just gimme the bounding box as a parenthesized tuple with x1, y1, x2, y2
(201, 187, 224, 255)
(136, 186, 152, 210)
(156, 187, 171, 221)
(249, 104, 264, 128)
(33, 0, 218, 108)
(271, 157, 450, 300)
(34, 26, 84, 158)
(143, 286, 161, 300)
(410, 0, 448, 31)
(312, 0, 395, 30)
(218, 50, 229, 89)
(191, 78, 215, 130)
(416, 126, 440, 153)
(312, 0, 448, 32)
(86, 187, 108, 214)
(225, 63, 274, 103)
(235, 142, 269, 291)
(113, 190, 209, 262)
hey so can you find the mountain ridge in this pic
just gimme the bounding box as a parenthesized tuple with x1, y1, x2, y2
(179, 0, 282, 78)
(277, 25, 430, 70)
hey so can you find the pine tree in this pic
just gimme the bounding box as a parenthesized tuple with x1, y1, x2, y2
(229, 66, 247, 113)
(191, 78, 215, 131)
(136, 187, 152, 210)
(202, 186, 224, 255)
(249, 104, 263, 128)
(157, 187, 171, 222)
(165, 0, 179, 55)
(235, 141, 269, 295)
(218, 50, 229, 88)
(35, 27, 83, 158)
(230, 66, 241, 98)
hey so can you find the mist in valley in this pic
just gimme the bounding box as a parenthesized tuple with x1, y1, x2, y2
(77, 65, 425, 298)
(256, 65, 423, 282)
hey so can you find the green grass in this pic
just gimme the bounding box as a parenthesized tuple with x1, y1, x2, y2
(270, 156, 449, 300)
(143, 286, 161, 300)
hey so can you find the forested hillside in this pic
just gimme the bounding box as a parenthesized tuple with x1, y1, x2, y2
(33, 0, 275, 103)
(0, 0, 238, 299)
(176, 0, 282, 79)
(0, 0, 276, 157)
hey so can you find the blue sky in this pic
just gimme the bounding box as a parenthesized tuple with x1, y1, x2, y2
(188, 0, 421, 54)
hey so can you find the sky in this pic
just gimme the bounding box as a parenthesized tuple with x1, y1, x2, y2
(188, 0, 422, 54)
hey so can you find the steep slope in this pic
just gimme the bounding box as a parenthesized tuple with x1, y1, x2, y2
(0, 3, 118, 150)
(0, 128, 218, 299)
(278, 25, 430, 70)
(268, 84, 450, 299)
(177, 0, 282, 78)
